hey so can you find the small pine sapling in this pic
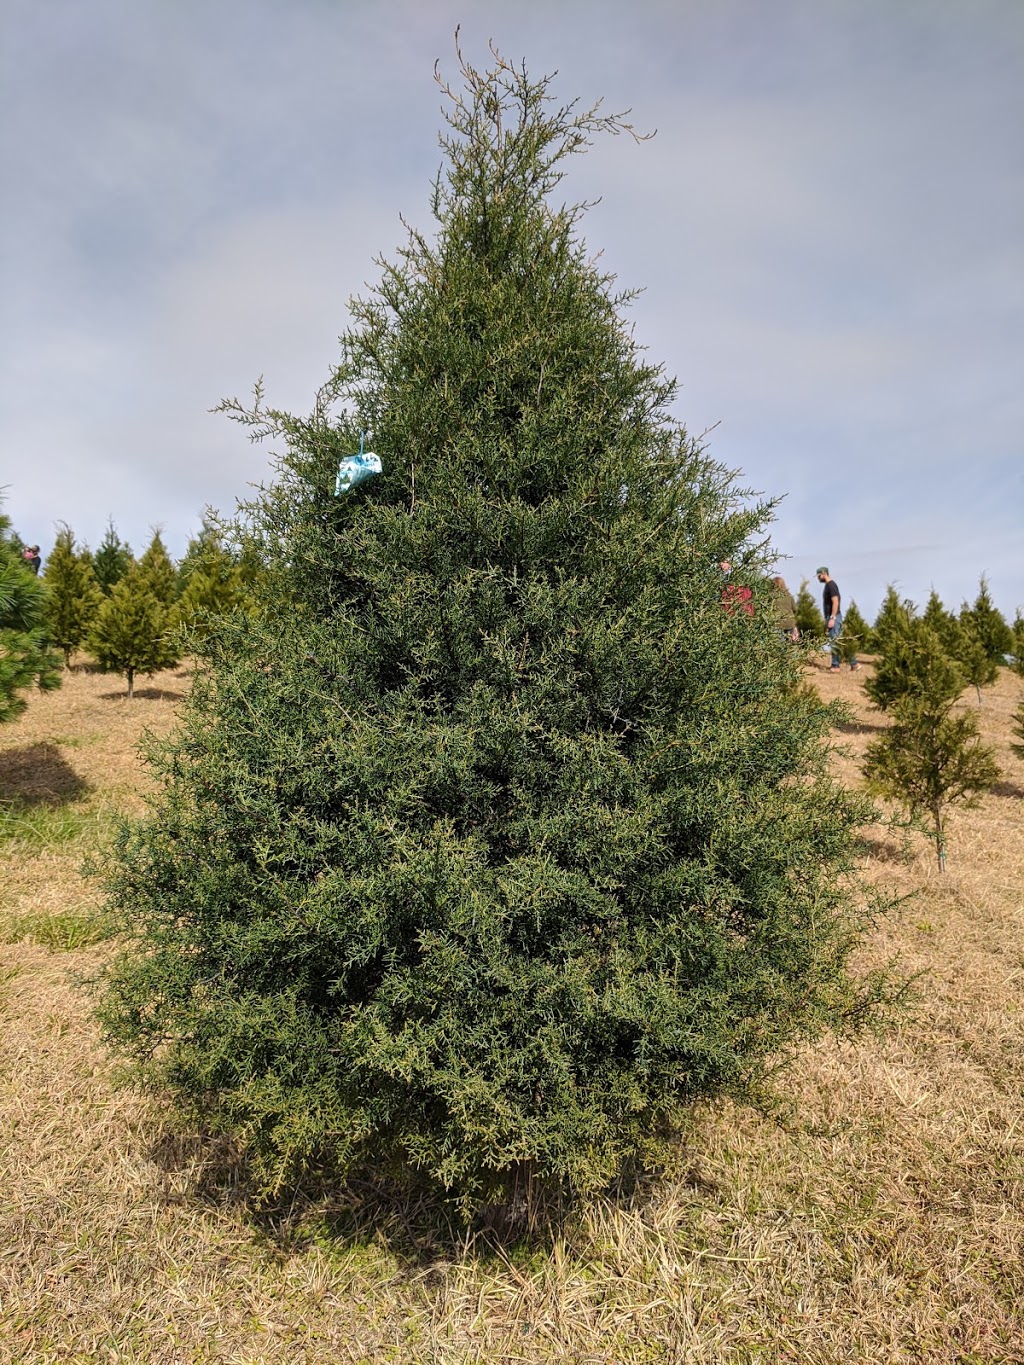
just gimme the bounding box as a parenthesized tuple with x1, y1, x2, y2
(89, 563, 180, 698)
(872, 585, 916, 654)
(795, 579, 823, 642)
(43, 524, 104, 666)
(960, 575, 1014, 664)
(93, 519, 134, 594)
(838, 599, 871, 663)
(1011, 695, 1024, 761)
(863, 622, 998, 870)
(0, 503, 61, 722)
(137, 530, 178, 607)
(1009, 612, 1024, 678)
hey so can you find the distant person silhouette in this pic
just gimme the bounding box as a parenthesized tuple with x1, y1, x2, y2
(23, 545, 41, 575)
(770, 575, 798, 641)
(816, 565, 858, 670)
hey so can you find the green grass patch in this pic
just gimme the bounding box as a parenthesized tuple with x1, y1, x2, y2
(0, 800, 116, 853)
(0, 908, 116, 952)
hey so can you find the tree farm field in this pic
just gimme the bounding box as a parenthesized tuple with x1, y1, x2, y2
(1, 660, 1022, 1365)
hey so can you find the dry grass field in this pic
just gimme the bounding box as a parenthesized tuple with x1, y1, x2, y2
(1, 658, 1022, 1364)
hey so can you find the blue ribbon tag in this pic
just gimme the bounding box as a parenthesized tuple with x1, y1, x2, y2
(335, 434, 382, 496)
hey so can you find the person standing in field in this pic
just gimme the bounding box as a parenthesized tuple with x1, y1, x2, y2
(719, 559, 754, 617)
(770, 575, 799, 641)
(816, 565, 859, 670)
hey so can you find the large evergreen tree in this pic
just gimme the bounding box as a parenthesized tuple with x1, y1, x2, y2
(43, 524, 104, 666)
(0, 503, 61, 722)
(98, 48, 884, 1209)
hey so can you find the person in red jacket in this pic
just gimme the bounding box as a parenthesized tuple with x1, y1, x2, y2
(719, 560, 754, 617)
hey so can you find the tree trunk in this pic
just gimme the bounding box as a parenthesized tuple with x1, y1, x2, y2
(933, 803, 946, 872)
(126, 667, 135, 700)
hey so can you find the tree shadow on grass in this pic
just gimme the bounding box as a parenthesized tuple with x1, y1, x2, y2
(146, 1127, 679, 1265)
(991, 780, 1024, 799)
(834, 718, 886, 736)
(0, 742, 91, 807)
(99, 686, 186, 702)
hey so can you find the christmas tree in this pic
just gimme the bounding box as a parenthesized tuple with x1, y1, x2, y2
(43, 524, 103, 667)
(99, 46, 883, 1210)
(0, 503, 61, 722)
(93, 519, 134, 595)
(89, 562, 180, 699)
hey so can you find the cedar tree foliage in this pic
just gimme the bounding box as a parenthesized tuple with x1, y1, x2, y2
(97, 46, 885, 1209)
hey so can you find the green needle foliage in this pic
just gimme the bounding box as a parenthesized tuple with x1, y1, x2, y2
(177, 520, 261, 643)
(960, 575, 1014, 664)
(98, 47, 887, 1212)
(794, 579, 823, 643)
(0, 504, 61, 723)
(1012, 612, 1024, 678)
(863, 620, 998, 870)
(93, 519, 134, 594)
(1011, 695, 1024, 760)
(137, 529, 178, 607)
(837, 599, 870, 664)
(90, 563, 180, 698)
(43, 524, 104, 667)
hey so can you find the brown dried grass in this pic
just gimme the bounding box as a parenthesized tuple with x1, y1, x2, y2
(1, 659, 1022, 1363)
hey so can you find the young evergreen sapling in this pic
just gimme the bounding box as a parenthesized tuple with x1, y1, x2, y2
(43, 524, 104, 667)
(90, 563, 180, 699)
(0, 504, 61, 722)
(93, 519, 134, 594)
(960, 575, 1013, 664)
(98, 46, 886, 1210)
(137, 530, 178, 607)
(863, 621, 998, 870)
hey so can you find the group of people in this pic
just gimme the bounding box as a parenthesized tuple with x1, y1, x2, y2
(721, 561, 859, 672)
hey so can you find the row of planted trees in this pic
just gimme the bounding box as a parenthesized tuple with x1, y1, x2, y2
(794, 575, 1024, 679)
(844, 583, 1023, 871)
(41, 519, 262, 697)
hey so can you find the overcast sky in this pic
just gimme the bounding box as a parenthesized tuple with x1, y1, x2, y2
(2, 0, 1021, 620)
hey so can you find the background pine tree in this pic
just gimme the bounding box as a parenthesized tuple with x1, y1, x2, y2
(176, 519, 261, 643)
(837, 598, 871, 663)
(960, 575, 1014, 664)
(43, 524, 104, 667)
(137, 529, 178, 608)
(90, 563, 180, 699)
(0, 502, 61, 723)
(1012, 612, 1024, 678)
(872, 585, 916, 653)
(98, 47, 888, 1210)
(93, 519, 134, 595)
(1011, 695, 1024, 760)
(863, 622, 999, 870)
(795, 578, 823, 642)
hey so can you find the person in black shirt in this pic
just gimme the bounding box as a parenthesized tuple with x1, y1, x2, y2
(816, 565, 859, 671)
